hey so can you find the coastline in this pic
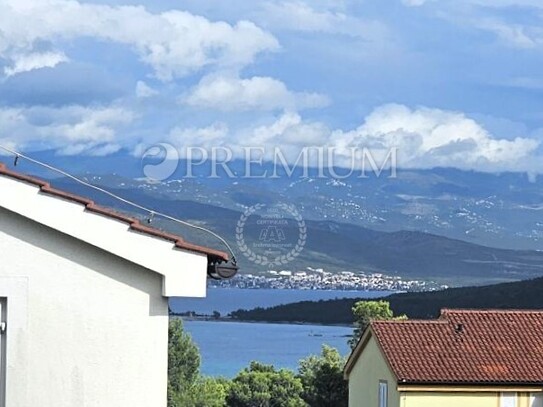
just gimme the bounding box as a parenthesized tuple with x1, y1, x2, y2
(172, 315, 354, 328)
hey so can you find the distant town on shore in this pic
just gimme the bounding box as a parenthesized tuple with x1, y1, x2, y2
(209, 267, 447, 292)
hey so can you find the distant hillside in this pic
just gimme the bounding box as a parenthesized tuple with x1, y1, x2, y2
(23, 151, 543, 251)
(45, 177, 543, 286)
(230, 276, 543, 324)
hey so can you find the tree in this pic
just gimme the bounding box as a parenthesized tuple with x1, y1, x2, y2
(227, 361, 307, 407)
(168, 319, 202, 406)
(168, 318, 200, 390)
(298, 345, 348, 407)
(349, 301, 407, 348)
(171, 377, 230, 407)
(168, 319, 228, 406)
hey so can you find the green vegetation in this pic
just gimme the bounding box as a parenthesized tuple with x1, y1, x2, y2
(168, 319, 230, 407)
(298, 345, 348, 407)
(167, 300, 405, 405)
(226, 362, 306, 407)
(167, 318, 352, 406)
(168, 319, 200, 405)
(350, 301, 407, 348)
(230, 276, 543, 324)
(229, 301, 355, 325)
(170, 377, 230, 407)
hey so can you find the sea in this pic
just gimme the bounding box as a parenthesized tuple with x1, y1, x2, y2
(170, 288, 390, 377)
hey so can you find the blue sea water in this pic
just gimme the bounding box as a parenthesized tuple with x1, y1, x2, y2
(184, 320, 353, 377)
(172, 288, 390, 377)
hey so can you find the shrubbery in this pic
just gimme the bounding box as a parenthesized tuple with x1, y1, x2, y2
(168, 300, 398, 406)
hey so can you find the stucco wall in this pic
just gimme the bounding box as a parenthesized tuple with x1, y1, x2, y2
(402, 391, 536, 407)
(402, 392, 498, 407)
(0, 206, 170, 406)
(348, 335, 400, 407)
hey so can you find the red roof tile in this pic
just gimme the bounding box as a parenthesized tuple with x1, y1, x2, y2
(0, 162, 229, 262)
(368, 309, 543, 385)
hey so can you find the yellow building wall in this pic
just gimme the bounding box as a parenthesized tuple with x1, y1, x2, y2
(348, 335, 400, 407)
(347, 334, 542, 407)
(403, 392, 534, 407)
(403, 392, 498, 407)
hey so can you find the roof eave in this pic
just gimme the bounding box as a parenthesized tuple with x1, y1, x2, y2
(0, 167, 225, 297)
(0, 162, 230, 262)
(398, 380, 543, 389)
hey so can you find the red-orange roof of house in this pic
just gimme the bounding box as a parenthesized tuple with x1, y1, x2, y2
(346, 309, 543, 385)
(0, 162, 229, 262)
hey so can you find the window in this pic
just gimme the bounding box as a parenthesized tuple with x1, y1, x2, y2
(501, 393, 517, 407)
(379, 381, 388, 407)
(531, 393, 543, 407)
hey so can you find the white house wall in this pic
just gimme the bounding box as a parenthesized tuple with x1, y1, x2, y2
(0, 175, 208, 298)
(0, 206, 170, 406)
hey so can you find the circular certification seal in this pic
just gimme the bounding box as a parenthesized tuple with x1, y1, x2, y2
(236, 203, 307, 267)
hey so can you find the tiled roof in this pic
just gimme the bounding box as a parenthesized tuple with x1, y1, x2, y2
(369, 309, 543, 385)
(0, 162, 229, 261)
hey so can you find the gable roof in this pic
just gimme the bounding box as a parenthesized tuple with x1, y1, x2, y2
(0, 162, 228, 261)
(0, 161, 232, 297)
(345, 309, 543, 386)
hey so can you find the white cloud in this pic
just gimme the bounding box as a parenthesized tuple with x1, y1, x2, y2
(401, 0, 543, 49)
(259, 1, 391, 41)
(169, 123, 230, 149)
(262, 2, 346, 32)
(0, 0, 279, 80)
(0, 105, 134, 155)
(135, 81, 158, 98)
(165, 112, 331, 164)
(4, 51, 68, 77)
(184, 75, 329, 111)
(2, 100, 539, 172)
(401, 0, 543, 7)
(455, 0, 543, 6)
(401, 0, 432, 6)
(330, 104, 539, 172)
(252, 105, 539, 172)
(57, 142, 122, 156)
(251, 112, 330, 145)
(164, 104, 540, 173)
(46, 107, 133, 143)
(476, 19, 543, 48)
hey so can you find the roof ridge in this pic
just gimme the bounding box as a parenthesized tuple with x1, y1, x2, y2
(441, 308, 543, 314)
(130, 222, 184, 243)
(0, 165, 50, 188)
(41, 184, 95, 206)
(372, 319, 448, 325)
(0, 162, 228, 261)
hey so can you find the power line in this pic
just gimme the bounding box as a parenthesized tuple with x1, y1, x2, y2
(0, 144, 237, 263)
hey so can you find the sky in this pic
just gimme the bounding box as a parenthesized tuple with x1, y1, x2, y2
(0, 0, 543, 173)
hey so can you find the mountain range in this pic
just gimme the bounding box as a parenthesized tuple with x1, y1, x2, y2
(5, 150, 543, 286)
